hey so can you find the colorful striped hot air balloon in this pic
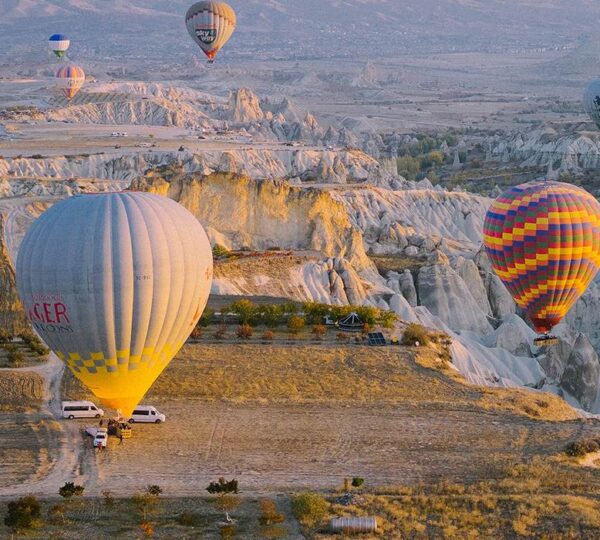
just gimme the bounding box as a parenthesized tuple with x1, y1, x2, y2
(55, 64, 85, 101)
(16, 192, 213, 416)
(483, 181, 600, 342)
(48, 34, 70, 58)
(185, 1, 236, 63)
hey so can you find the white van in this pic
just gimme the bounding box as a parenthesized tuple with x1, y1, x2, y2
(128, 406, 165, 424)
(62, 401, 104, 420)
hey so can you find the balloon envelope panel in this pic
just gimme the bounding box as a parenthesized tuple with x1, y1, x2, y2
(483, 181, 600, 333)
(16, 192, 213, 416)
(186, 1, 236, 60)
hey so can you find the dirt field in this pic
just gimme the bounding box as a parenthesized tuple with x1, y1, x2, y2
(2, 344, 600, 538)
(55, 344, 595, 496)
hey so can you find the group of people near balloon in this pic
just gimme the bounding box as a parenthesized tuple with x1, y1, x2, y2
(24, 1, 600, 417)
(49, 1, 237, 102)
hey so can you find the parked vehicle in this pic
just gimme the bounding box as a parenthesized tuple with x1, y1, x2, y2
(62, 401, 104, 420)
(85, 427, 108, 448)
(128, 406, 166, 424)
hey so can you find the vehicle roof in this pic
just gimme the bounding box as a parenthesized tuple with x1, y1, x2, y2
(62, 400, 98, 405)
(133, 405, 156, 410)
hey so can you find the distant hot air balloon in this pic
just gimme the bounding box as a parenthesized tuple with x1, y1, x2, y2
(16, 192, 213, 416)
(186, 1, 236, 63)
(483, 180, 600, 345)
(48, 33, 70, 58)
(55, 64, 85, 101)
(583, 79, 600, 130)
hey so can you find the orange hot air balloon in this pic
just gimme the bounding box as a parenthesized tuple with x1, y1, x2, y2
(483, 180, 600, 344)
(55, 64, 85, 101)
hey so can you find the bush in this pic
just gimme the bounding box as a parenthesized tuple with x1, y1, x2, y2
(214, 324, 227, 340)
(102, 490, 115, 508)
(336, 332, 349, 342)
(287, 315, 305, 335)
(262, 330, 274, 342)
(351, 477, 365, 489)
(48, 504, 66, 524)
(212, 244, 231, 259)
(259, 498, 285, 525)
(291, 493, 328, 527)
(565, 438, 600, 457)
(237, 323, 253, 339)
(401, 323, 430, 346)
(190, 326, 203, 340)
(312, 324, 326, 340)
(4, 496, 42, 531)
(7, 349, 25, 367)
(178, 512, 196, 526)
(59, 482, 84, 500)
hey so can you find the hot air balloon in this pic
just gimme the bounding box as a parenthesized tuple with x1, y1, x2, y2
(583, 79, 600, 130)
(483, 180, 600, 346)
(16, 192, 213, 416)
(55, 64, 85, 101)
(185, 1, 236, 63)
(48, 34, 70, 58)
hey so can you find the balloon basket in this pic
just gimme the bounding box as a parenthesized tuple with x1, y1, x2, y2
(534, 335, 559, 347)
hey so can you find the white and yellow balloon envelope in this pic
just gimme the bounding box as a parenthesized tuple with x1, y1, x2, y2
(16, 192, 213, 416)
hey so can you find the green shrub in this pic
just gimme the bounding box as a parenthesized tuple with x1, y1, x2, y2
(401, 323, 430, 346)
(291, 492, 329, 527)
(4, 496, 41, 531)
(213, 244, 231, 259)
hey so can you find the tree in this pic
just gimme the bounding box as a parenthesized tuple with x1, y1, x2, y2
(291, 493, 328, 527)
(59, 482, 84, 501)
(351, 477, 365, 489)
(207, 478, 239, 521)
(380, 311, 396, 329)
(4, 496, 42, 531)
(230, 299, 256, 324)
(287, 315, 305, 335)
(147, 485, 162, 497)
(312, 324, 326, 340)
(237, 324, 253, 340)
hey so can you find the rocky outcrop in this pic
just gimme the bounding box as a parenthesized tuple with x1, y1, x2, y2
(0, 147, 394, 187)
(132, 170, 373, 273)
(417, 256, 493, 335)
(0, 215, 28, 335)
(560, 334, 600, 410)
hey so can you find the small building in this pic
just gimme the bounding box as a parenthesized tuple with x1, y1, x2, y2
(329, 516, 378, 534)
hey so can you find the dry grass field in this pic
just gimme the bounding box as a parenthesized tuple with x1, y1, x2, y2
(3, 343, 600, 538)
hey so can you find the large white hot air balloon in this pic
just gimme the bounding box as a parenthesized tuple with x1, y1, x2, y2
(186, 1, 237, 63)
(583, 78, 600, 129)
(16, 192, 213, 416)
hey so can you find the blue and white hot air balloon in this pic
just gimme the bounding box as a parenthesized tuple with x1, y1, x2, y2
(48, 34, 70, 59)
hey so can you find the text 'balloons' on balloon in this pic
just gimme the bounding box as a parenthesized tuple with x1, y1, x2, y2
(186, 1, 236, 63)
(16, 192, 213, 417)
(48, 33, 70, 58)
(55, 64, 85, 101)
(583, 78, 600, 130)
(483, 180, 600, 335)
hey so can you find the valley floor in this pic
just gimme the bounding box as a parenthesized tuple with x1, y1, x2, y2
(2, 344, 600, 537)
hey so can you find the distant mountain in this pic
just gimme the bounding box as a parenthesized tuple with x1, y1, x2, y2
(1, 0, 600, 60)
